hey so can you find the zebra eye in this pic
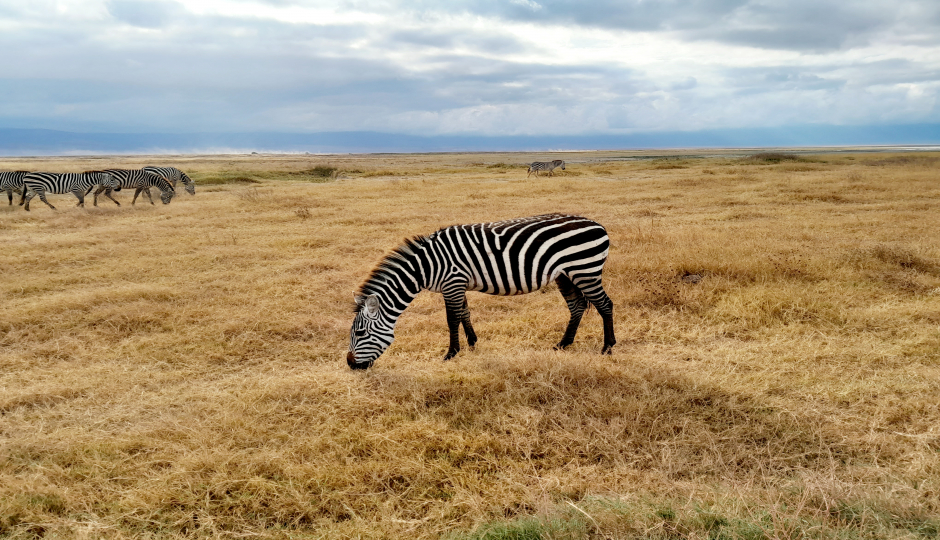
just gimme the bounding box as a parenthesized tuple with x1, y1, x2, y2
(354, 329, 366, 337)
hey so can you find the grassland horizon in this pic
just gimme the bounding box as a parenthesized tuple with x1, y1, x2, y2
(1, 149, 938, 539)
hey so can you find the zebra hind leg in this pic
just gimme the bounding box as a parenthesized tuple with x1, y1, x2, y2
(459, 295, 477, 350)
(554, 274, 588, 350)
(577, 277, 616, 354)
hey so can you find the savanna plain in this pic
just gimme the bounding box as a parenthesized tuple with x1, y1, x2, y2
(1, 150, 939, 540)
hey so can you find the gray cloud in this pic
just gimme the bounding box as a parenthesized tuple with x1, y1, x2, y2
(0, 0, 938, 137)
(427, 0, 940, 52)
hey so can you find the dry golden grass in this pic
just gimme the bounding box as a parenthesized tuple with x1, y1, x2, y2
(1, 150, 939, 539)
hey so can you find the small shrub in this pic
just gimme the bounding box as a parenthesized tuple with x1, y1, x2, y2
(362, 170, 402, 177)
(233, 187, 272, 202)
(746, 152, 809, 163)
(199, 175, 261, 185)
(307, 165, 337, 178)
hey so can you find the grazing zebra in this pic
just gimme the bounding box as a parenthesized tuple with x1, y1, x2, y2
(23, 171, 120, 211)
(526, 159, 566, 178)
(92, 169, 175, 206)
(1, 171, 29, 205)
(347, 213, 615, 369)
(143, 166, 195, 195)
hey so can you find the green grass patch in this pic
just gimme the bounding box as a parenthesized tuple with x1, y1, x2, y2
(449, 496, 940, 540)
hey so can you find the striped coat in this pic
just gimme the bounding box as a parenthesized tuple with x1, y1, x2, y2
(93, 169, 175, 206)
(23, 171, 120, 211)
(526, 160, 566, 178)
(143, 166, 195, 195)
(347, 213, 615, 368)
(0, 171, 29, 205)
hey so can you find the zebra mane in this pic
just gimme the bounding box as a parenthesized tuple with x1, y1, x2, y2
(354, 234, 429, 311)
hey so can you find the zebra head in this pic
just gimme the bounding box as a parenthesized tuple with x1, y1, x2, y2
(181, 172, 195, 195)
(160, 188, 175, 204)
(347, 294, 394, 369)
(554, 160, 566, 171)
(98, 172, 120, 190)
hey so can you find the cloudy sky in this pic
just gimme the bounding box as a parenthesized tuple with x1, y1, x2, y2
(1, 0, 939, 139)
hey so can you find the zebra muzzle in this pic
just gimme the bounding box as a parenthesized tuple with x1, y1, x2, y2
(347, 351, 372, 370)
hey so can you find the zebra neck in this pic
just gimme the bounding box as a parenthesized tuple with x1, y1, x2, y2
(359, 237, 429, 318)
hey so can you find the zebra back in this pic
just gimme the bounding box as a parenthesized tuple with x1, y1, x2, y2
(25, 171, 117, 194)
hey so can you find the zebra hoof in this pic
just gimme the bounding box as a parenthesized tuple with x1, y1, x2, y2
(553, 342, 572, 350)
(443, 350, 458, 361)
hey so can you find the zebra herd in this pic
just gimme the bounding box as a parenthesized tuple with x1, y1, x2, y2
(0, 166, 195, 211)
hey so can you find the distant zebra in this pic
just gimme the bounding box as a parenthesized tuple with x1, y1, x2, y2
(23, 171, 120, 211)
(1, 171, 29, 205)
(143, 166, 195, 195)
(347, 213, 615, 369)
(526, 159, 566, 178)
(92, 169, 175, 206)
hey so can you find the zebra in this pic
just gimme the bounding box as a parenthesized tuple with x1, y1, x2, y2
(526, 160, 566, 178)
(91, 169, 175, 206)
(1, 171, 29, 205)
(143, 166, 195, 195)
(22, 171, 120, 211)
(347, 213, 616, 369)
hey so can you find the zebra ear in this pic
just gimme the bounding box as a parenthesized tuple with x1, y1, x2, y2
(364, 295, 380, 315)
(354, 294, 366, 307)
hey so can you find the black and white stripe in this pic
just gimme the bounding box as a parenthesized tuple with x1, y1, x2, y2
(93, 169, 175, 206)
(526, 160, 566, 178)
(347, 213, 615, 369)
(1, 171, 29, 205)
(143, 166, 195, 195)
(23, 171, 120, 211)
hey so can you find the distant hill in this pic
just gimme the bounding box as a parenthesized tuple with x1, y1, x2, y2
(1, 125, 939, 155)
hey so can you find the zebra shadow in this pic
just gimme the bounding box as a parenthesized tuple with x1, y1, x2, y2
(360, 355, 857, 480)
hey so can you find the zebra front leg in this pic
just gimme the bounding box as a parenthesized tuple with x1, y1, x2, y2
(5, 189, 11, 205)
(27, 189, 55, 211)
(100, 187, 120, 206)
(144, 188, 155, 205)
(72, 189, 86, 207)
(132, 188, 142, 205)
(554, 274, 588, 350)
(18, 187, 27, 206)
(442, 285, 469, 361)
